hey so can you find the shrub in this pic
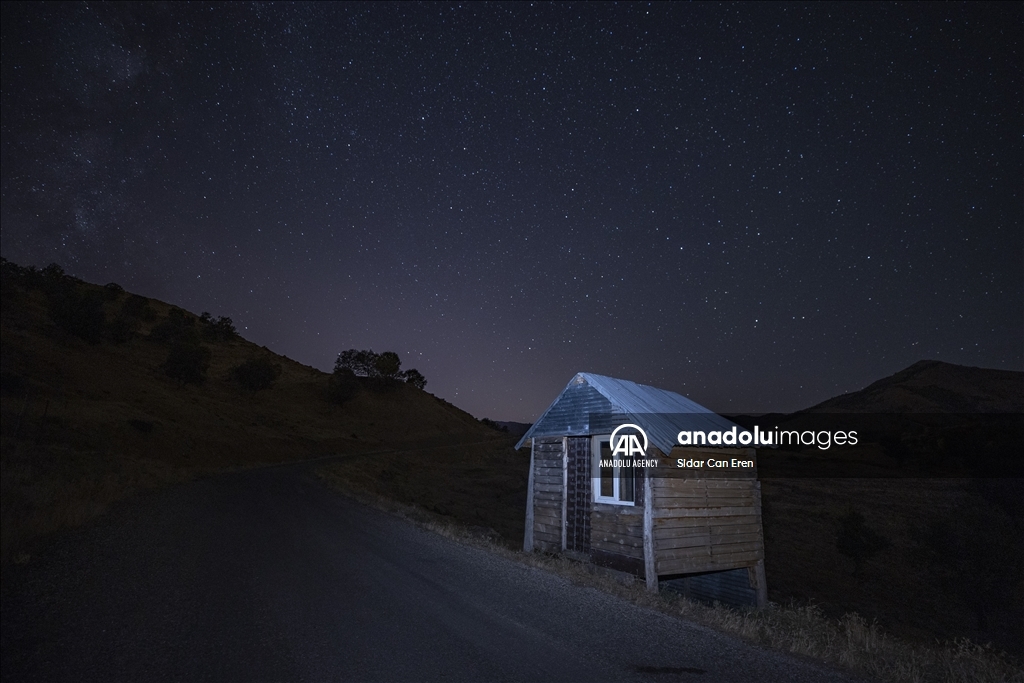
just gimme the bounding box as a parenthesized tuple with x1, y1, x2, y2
(161, 342, 211, 385)
(335, 349, 427, 383)
(200, 312, 238, 342)
(0, 257, 32, 295)
(403, 368, 427, 390)
(335, 349, 376, 376)
(231, 357, 282, 391)
(213, 316, 236, 340)
(40, 263, 66, 292)
(373, 351, 402, 379)
(334, 349, 427, 391)
(0, 257, 21, 280)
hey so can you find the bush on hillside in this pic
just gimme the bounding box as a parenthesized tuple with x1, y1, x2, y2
(403, 368, 427, 390)
(335, 349, 376, 377)
(200, 312, 238, 342)
(231, 357, 282, 391)
(334, 349, 427, 389)
(373, 351, 402, 380)
(1, 260, 73, 294)
(39, 263, 67, 293)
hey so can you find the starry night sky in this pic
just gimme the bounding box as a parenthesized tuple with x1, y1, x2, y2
(2, 2, 1021, 421)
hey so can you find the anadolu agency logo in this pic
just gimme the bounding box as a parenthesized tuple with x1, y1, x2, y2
(605, 424, 660, 468)
(611, 423, 647, 457)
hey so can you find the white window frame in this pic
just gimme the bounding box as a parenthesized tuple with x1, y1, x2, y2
(592, 434, 636, 506)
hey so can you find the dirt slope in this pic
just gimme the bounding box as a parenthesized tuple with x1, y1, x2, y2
(0, 262, 515, 564)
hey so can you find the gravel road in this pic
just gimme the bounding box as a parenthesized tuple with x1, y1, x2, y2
(1, 460, 860, 682)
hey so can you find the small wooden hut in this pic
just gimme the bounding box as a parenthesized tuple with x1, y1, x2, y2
(517, 373, 767, 607)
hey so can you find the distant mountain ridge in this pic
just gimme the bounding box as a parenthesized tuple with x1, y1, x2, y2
(495, 421, 531, 438)
(802, 360, 1023, 414)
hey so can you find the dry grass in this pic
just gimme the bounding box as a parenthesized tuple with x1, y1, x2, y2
(760, 477, 1023, 657)
(1, 439, 186, 565)
(320, 477, 1024, 683)
(317, 437, 528, 544)
(319, 438, 1023, 664)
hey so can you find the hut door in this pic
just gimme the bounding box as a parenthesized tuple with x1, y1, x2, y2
(565, 437, 592, 553)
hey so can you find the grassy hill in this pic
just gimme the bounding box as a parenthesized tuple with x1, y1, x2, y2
(0, 259, 527, 567)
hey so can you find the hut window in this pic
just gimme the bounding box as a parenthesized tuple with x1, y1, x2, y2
(592, 435, 636, 505)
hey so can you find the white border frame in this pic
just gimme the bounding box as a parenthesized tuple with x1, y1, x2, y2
(591, 434, 636, 506)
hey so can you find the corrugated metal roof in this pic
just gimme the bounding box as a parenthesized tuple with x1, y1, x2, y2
(515, 372, 742, 453)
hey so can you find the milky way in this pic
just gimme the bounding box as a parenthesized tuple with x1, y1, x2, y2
(2, 2, 1020, 420)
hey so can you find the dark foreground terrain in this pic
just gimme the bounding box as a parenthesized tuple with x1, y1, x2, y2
(1, 458, 853, 683)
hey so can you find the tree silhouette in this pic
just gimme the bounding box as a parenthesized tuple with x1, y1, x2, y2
(335, 349, 376, 376)
(403, 368, 427, 390)
(334, 349, 427, 389)
(373, 351, 402, 379)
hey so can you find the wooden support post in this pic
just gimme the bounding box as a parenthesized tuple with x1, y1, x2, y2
(643, 468, 658, 592)
(523, 439, 535, 552)
(561, 437, 568, 551)
(754, 559, 768, 608)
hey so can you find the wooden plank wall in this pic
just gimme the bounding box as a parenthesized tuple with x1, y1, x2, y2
(531, 437, 564, 552)
(590, 468, 646, 562)
(590, 504, 645, 560)
(652, 447, 764, 576)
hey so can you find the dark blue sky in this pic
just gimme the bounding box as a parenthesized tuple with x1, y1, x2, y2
(2, 2, 1020, 421)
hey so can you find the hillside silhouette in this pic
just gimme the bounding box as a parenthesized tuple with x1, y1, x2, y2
(0, 260, 523, 565)
(803, 360, 1022, 414)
